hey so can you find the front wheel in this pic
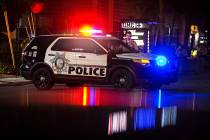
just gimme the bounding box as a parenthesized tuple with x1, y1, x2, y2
(110, 69, 135, 89)
(32, 68, 54, 90)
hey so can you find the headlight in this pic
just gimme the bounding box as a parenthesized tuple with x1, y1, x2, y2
(133, 59, 150, 65)
(156, 56, 167, 66)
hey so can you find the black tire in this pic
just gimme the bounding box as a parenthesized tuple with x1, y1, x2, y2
(32, 68, 54, 90)
(110, 69, 135, 89)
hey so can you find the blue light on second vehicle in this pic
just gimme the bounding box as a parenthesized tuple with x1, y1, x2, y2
(156, 56, 167, 66)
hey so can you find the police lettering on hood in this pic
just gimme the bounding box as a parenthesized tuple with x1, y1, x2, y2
(68, 66, 106, 77)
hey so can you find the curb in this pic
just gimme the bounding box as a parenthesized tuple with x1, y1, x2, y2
(0, 80, 32, 87)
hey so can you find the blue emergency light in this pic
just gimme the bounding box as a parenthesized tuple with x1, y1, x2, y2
(156, 56, 167, 67)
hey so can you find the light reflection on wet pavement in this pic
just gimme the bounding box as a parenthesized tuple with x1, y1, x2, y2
(0, 84, 210, 139)
(1, 85, 210, 110)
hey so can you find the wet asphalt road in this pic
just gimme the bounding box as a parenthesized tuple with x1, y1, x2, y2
(0, 84, 210, 139)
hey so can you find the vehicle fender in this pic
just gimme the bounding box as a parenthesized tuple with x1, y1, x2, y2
(30, 62, 54, 77)
(107, 64, 137, 83)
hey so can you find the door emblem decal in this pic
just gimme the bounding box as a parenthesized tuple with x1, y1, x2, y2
(50, 52, 70, 73)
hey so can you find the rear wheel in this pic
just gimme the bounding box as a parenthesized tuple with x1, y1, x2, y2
(32, 68, 54, 90)
(111, 69, 134, 89)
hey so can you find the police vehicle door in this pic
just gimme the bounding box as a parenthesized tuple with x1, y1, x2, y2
(45, 37, 77, 75)
(70, 38, 108, 78)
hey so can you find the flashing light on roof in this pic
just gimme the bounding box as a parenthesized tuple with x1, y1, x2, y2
(80, 29, 102, 34)
(106, 34, 112, 37)
(80, 25, 103, 36)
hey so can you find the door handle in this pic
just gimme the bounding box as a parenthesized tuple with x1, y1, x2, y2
(78, 56, 86, 58)
(48, 54, 55, 56)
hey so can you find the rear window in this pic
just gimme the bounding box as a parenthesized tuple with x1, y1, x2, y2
(25, 36, 56, 50)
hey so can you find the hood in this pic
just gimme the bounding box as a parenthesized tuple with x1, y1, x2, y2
(116, 52, 157, 60)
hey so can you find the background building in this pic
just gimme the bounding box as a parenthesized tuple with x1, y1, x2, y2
(32, 0, 187, 49)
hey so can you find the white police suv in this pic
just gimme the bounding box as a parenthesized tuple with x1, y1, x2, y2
(20, 34, 178, 90)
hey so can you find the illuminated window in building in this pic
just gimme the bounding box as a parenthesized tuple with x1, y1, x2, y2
(121, 22, 143, 29)
(108, 111, 127, 135)
(195, 33, 199, 47)
(129, 30, 144, 36)
(134, 108, 156, 130)
(121, 21, 150, 52)
(200, 40, 204, 44)
(147, 31, 150, 52)
(131, 36, 139, 40)
(136, 40, 144, 46)
(161, 106, 177, 128)
(124, 29, 145, 46)
(191, 25, 198, 34)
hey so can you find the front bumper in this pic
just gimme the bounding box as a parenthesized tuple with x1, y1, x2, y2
(134, 63, 178, 84)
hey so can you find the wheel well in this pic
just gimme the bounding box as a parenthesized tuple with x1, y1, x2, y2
(30, 63, 54, 78)
(109, 66, 136, 82)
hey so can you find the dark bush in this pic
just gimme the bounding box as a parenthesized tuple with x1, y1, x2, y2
(0, 62, 18, 75)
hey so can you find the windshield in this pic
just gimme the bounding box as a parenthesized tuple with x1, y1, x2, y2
(96, 39, 139, 54)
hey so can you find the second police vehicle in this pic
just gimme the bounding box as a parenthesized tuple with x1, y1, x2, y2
(20, 31, 178, 90)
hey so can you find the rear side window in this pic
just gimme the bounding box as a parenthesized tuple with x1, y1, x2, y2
(24, 36, 57, 61)
(51, 39, 105, 53)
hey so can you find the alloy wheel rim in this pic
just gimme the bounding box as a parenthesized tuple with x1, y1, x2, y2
(36, 72, 49, 88)
(115, 72, 128, 88)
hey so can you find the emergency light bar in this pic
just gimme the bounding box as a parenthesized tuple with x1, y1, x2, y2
(80, 29, 102, 34)
(79, 25, 103, 36)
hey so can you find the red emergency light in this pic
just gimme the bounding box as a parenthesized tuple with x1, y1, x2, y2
(80, 29, 102, 34)
(31, 2, 44, 14)
(79, 25, 102, 36)
(70, 11, 105, 33)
